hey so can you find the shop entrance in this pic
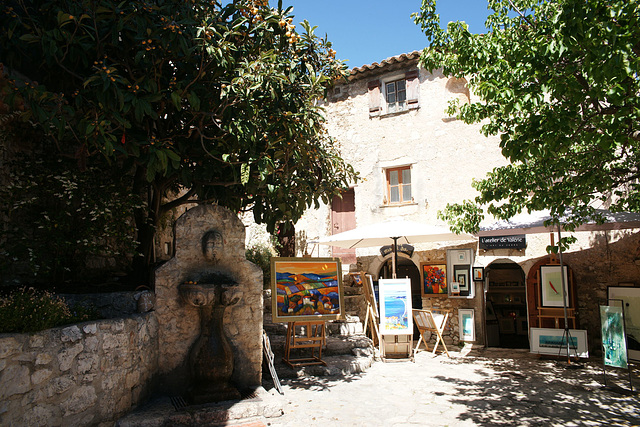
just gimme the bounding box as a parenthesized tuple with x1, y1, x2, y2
(485, 261, 529, 349)
(379, 256, 422, 338)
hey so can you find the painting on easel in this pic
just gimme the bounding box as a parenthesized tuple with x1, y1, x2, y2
(271, 257, 343, 323)
(378, 278, 413, 335)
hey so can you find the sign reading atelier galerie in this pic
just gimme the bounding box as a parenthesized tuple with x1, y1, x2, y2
(479, 235, 526, 250)
(379, 244, 414, 258)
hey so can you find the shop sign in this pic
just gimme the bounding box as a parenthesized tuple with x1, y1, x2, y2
(479, 234, 526, 250)
(380, 244, 414, 257)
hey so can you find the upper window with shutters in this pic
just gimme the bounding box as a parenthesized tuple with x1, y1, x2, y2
(368, 69, 419, 117)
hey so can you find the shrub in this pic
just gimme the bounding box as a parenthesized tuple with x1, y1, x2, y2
(0, 287, 99, 333)
(245, 243, 275, 289)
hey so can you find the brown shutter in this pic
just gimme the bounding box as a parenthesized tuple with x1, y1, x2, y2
(368, 79, 381, 117)
(405, 70, 419, 109)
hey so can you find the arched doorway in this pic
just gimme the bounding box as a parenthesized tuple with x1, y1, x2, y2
(484, 260, 529, 349)
(378, 256, 422, 338)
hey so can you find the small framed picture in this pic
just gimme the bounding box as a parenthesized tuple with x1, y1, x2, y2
(472, 267, 484, 282)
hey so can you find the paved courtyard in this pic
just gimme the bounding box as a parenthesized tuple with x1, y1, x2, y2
(263, 347, 640, 427)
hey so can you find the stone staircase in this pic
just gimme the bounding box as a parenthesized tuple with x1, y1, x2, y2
(262, 283, 376, 382)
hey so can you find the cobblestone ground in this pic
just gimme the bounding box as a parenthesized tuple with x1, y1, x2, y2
(263, 348, 640, 427)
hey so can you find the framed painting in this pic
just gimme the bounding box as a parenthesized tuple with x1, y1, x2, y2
(540, 265, 569, 307)
(608, 286, 640, 361)
(420, 263, 447, 296)
(458, 309, 475, 341)
(473, 267, 484, 282)
(378, 278, 413, 335)
(271, 257, 343, 323)
(453, 265, 471, 297)
(530, 327, 589, 358)
(600, 305, 628, 368)
(349, 272, 365, 287)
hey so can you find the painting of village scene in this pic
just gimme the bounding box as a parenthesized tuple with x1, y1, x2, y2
(271, 257, 343, 323)
(378, 278, 413, 335)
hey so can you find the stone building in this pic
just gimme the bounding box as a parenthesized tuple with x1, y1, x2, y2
(292, 51, 640, 357)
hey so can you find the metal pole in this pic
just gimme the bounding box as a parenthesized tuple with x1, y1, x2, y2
(557, 224, 572, 363)
(392, 237, 399, 279)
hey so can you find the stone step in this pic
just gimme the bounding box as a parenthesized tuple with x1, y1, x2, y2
(266, 352, 375, 381)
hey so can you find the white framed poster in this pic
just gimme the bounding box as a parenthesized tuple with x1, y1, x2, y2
(540, 265, 569, 308)
(378, 278, 413, 335)
(458, 309, 475, 341)
(608, 286, 640, 361)
(529, 327, 589, 358)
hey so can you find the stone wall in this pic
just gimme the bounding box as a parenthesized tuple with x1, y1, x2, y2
(0, 314, 158, 427)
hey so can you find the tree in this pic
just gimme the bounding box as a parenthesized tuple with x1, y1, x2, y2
(1, 0, 357, 284)
(414, 0, 640, 234)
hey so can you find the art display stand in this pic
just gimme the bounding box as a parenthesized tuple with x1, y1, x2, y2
(601, 299, 635, 393)
(412, 308, 450, 357)
(262, 331, 283, 394)
(283, 321, 326, 368)
(363, 301, 380, 346)
(380, 334, 413, 361)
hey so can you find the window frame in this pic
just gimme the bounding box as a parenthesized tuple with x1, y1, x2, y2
(385, 165, 413, 205)
(385, 78, 407, 113)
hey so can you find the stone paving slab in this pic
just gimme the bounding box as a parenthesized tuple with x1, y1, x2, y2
(263, 347, 640, 426)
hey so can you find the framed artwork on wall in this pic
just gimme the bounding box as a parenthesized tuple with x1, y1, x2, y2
(271, 257, 343, 323)
(378, 278, 413, 335)
(420, 263, 448, 296)
(473, 267, 484, 282)
(349, 272, 365, 287)
(458, 309, 475, 341)
(608, 286, 640, 361)
(453, 265, 471, 297)
(540, 265, 569, 307)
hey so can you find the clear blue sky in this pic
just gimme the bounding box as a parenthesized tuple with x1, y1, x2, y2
(276, 1, 491, 69)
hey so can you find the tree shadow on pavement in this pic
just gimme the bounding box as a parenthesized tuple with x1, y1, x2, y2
(434, 354, 639, 426)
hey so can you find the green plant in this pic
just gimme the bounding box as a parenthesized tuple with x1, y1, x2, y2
(245, 243, 275, 289)
(0, 287, 100, 333)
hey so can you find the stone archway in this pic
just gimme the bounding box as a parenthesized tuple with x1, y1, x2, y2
(484, 259, 528, 348)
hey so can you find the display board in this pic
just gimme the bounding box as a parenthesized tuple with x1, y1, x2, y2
(378, 278, 413, 335)
(608, 286, 640, 361)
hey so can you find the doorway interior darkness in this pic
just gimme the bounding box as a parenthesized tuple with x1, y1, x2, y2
(485, 262, 529, 349)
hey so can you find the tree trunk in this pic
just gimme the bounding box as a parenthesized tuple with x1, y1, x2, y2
(277, 221, 296, 257)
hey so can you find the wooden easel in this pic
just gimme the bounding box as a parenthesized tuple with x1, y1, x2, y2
(283, 321, 326, 368)
(362, 274, 380, 346)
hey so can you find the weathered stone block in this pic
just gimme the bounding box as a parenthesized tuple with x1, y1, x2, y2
(22, 404, 59, 426)
(61, 326, 82, 343)
(61, 385, 97, 416)
(58, 343, 83, 372)
(48, 374, 76, 396)
(83, 323, 98, 335)
(35, 353, 53, 365)
(0, 364, 31, 398)
(31, 368, 53, 385)
(0, 337, 22, 358)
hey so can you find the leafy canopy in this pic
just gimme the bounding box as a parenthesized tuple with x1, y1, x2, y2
(1, 0, 357, 282)
(414, 0, 640, 233)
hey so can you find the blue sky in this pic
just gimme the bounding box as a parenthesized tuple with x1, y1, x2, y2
(278, 1, 491, 69)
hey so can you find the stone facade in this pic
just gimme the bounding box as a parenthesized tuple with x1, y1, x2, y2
(291, 51, 640, 356)
(154, 204, 264, 391)
(0, 314, 158, 427)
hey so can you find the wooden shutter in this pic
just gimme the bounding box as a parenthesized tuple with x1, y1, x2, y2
(368, 79, 381, 117)
(405, 70, 419, 109)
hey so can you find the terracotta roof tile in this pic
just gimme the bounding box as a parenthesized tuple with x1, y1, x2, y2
(349, 50, 422, 76)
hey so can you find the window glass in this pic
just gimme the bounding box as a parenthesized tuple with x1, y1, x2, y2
(390, 187, 400, 203)
(389, 170, 399, 186)
(402, 168, 411, 184)
(402, 184, 411, 202)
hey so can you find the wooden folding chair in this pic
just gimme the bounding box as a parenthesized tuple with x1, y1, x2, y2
(412, 308, 451, 357)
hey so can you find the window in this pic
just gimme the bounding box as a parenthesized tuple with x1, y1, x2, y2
(386, 166, 412, 204)
(386, 79, 406, 113)
(368, 70, 419, 117)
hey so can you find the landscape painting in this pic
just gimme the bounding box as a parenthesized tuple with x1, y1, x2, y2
(379, 278, 412, 335)
(271, 257, 343, 323)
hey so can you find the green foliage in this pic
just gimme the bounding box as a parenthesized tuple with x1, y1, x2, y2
(0, 287, 100, 333)
(245, 242, 275, 289)
(415, 0, 640, 234)
(0, 148, 142, 284)
(0, 0, 358, 281)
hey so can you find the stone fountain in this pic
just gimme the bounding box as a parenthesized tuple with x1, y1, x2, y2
(153, 205, 264, 402)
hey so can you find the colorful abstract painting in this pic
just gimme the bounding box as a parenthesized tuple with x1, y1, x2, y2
(600, 305, 628, 368)
(271, 257, 343, 323)
(421, 263, 447, 296)
(608, 286, 640, 361)
(379, 278, 412, 335)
